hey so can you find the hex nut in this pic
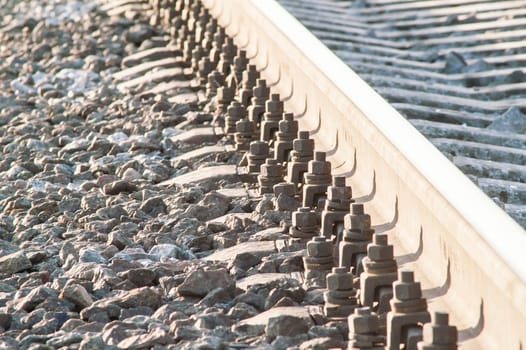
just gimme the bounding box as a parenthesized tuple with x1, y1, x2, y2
(327, 270, 354, 291)
(423, 323, 458, 345)
(327, 186, 351, 201)
(368, 244, 393, 261)
(260, 161, 283, 178)
(344, 214, 371, 231)
(250, 141, 269, 155)
(306, 237, 332, 257)
(308, 160, 331, 175)
(394, 281, 422, 301)
(292, 209, 317, 228)
(293, 138, 314, 153)
(273, 183, 295, 197)
(349, 311, 380, 335)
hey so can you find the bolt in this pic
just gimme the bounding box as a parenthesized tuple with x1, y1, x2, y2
(326, 267, 354, 291)
(250, 141, 269, 155)
(348, 306, 381, 336)
(265, 94, 283, 119)
(418, 312, 458, 350)
(250, 79, 269, 107)
(278, 113, 298, 135)
(260, 159, 283, 178)
(344, 203, 372, 233)
(292, 207, 317, 228)
(226, 101, 247, 134)
(273, 183, 295, 197)
(307, 236, 333, 257)
(293, 133, 314, 153)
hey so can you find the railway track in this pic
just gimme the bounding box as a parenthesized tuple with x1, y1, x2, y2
(140, 0, 526, 347)
(1, 0, 526, 348)
(279, 0, 526, 228)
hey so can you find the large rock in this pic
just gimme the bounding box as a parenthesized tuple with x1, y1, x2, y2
(0, 250, 32, 274)
(117, 328, 173, 349)
(177, 268, 234, 297)
(265, 314, 309, 340)
(16, 286, 58, 312)
(60, 283, 94, 309)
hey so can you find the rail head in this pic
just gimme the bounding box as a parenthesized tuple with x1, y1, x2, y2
(204, 0, 526, 348)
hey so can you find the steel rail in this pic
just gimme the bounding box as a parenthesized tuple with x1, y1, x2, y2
(202, 0, 526, 347)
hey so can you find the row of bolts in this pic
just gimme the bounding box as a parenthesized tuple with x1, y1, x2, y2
(147, 0, 459, 349)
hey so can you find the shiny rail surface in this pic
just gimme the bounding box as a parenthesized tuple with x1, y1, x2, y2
(201, 0, 526, 348)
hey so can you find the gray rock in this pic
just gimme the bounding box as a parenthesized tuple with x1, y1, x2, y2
(265, 315, 309, 340)
(299, 337, 342, 350)
(16, 286, 58, 312)
(60, 283, 93, 309)
(271, 334, 309, 350)
(188, 336, 225, 350)
(117, 327, 172, 349)
(113, 287, 162, 309)
(227, 302, 259, 320)
(121, 168, 142, 181)
(46, 332, 84, 348)
(102, 321, 142, 346)
(0, 337, 19, 349)
(79, 335, 109, 350)
(177, 268, 235, 297)
(96, 205, 127, 220)
(171, 326, 201, 341)
(119, 306, 153, 320)
(125, 24, 155, 45)
(126, 268, 155, 287)
(194, 312, 232, 330)
(108, 231, 133, 250)
(0, 250, 31, 274)
(307, 325, 344, 341)
(198, 287, 234, 308)
(487, 106, 526, 133)
(79, 248, 107, 264)
(103, 180, 138, 195)
(233, 292, 266, 311)
(228, 252, 261, 271)
(0, 313, 12, 330)
(148, 244, 195, 260)
(139, 196, 167, 216)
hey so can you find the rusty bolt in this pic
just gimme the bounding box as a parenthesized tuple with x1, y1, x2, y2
(419, 312, 458, 349)
(307, 236, 332, 257)
(292, 207, 317, 228)
(348, 306, 380, 335)
(394, 270, 422, 301)
(326, 267, 354, 291)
